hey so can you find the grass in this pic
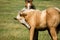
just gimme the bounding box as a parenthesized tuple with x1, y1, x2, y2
(0, 0, 60, 40)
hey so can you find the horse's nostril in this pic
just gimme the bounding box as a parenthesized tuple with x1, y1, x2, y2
(14, 18, 17, 20)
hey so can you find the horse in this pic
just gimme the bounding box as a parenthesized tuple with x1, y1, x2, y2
(14, 7, 60, 40)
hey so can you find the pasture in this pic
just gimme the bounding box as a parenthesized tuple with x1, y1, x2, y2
(0, 0, 60, 40)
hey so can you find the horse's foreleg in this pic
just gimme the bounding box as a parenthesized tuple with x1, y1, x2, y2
(30, 27, 35, 40)
(49, 27, 57, 40)
(33, 29, 38, 40)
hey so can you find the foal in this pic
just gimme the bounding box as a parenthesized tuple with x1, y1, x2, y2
(15, 7, 60, 40)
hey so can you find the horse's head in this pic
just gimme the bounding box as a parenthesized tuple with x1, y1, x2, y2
(25, 0, 35, 9)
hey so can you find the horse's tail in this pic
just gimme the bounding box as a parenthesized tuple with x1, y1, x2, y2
(54, 7, 60, 13)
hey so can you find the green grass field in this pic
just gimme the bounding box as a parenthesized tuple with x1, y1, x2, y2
(0, 0, 60, 40)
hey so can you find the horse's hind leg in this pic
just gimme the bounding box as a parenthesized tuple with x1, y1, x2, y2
(47, 20, 58, 40)
(48, 27, 57, 40)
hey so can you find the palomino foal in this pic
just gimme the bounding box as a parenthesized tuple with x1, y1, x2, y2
(15, 7, 60, 40)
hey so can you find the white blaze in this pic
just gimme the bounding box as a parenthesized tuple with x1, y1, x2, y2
(27, 3, 31, 9)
